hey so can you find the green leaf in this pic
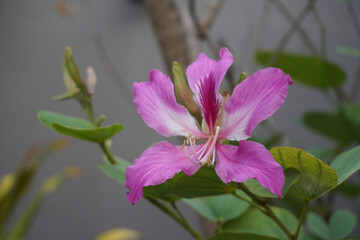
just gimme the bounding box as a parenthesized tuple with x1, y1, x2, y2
(223, 207, 302, 240)
(302, 111, 357, 145)
(256, 51, 345, 89)
(209, 232, 279, 240)
(307, 212, 331, 239)
(330, 210, 357, 240)
(335, 181, 360, 198)
(98, 157, 130, 185)
(336, 45, 360, 58)
(330, 145, 360, 185)
(53, 91, 78, 101)
(99, 156, 179, 201)
(271, 147, 338, 200)
(171, 167, 237, 198)
(6, 167, 79, 239)
(243, 168, 300, 198)
(52, 122, 124, 143)
(183, 190, 250, 221)
(307, 210, 357, 240)
(38, 111, 124, 142)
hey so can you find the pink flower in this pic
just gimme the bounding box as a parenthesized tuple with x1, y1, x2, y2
(125, 48, 293, 204)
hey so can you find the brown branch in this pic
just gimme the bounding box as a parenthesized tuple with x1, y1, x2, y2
(201, 0, 224, 29)
(146, 0, 191, 75)
(188, 0, 235, 89)
(267, 0, 317, 67)
(269, 0, 318, 55)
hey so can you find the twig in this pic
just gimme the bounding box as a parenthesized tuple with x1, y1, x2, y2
(294, 200, 309, 239)
(147, 198, 206, 240)
(77, 0, 132, 103)
(201, 0, 224, 29)
(269, 0, 318, 55)
(189, 0, 220, 54)
(238, 184, 294, 239)
(312, 7, 347, 102)
(188, 0, 235, 89)
(93, 34, 132, 102)
(345, 0, 360, 39)
(267, 0, 317, 67)
(345, 0, 360, 100)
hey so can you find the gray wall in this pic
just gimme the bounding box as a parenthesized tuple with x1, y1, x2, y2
(0, 0, 359, 239)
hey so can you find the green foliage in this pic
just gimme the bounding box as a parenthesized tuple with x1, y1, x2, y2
(271, 147, 338, 200)
(0, 140, 68, 236)
(306, 210, 357, 240)
(335, 182, 360, 198)
(223, 207, 302, 240)
(183, 190, 250, 222)
(38, 111, 124, 143)
(302, 104, 360, 145)
(98, 156, 179, 201)
(209, 232, 279, 240)
(6, 167, 79, 239)
(336, 45, 360, 58)
(330, 145, 360, 185)
(256, 51, 345, 89)
(243, 168, 300, 198)
(171, 167, 237, 198)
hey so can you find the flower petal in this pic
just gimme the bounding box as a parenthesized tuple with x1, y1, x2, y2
(133, 69, 202, 137)
(186, 48, 233, 132)
(215, 141, 284, 198)
(125, 141, 201, 204)
(220, 67, 293, 140)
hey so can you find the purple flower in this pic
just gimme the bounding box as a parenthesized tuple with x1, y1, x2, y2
(125, 48, 293, 204)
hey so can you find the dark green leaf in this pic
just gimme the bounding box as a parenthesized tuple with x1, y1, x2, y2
(271, 147, 337, 200)
(38, 111, 124, 142)
(330, 145, 360, 185)
(209, 232, 279, 240)
(302, 112, 355, 145)
(171, 167, 237, 198)
(223, 207, 302, 240)
(183, 190, 249, 221)
(256, 51, 345, 89)
(335, 182, 360, 198)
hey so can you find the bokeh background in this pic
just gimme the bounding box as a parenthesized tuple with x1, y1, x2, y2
(0, 0, 359, 239)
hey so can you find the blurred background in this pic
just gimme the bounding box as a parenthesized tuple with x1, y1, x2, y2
(0, 0, 359, 239)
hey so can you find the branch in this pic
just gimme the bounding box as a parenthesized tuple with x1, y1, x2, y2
(201, 0, 224, 29)
(267, 0, 317, 67)
(146, 0, 192, 75)
(269, 0, 318, 55)
(189, 0, 235, 89)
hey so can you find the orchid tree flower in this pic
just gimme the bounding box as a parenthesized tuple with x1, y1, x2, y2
(125, 48, 293, 204)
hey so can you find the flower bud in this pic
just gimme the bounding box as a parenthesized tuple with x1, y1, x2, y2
(86, 66, 97, 95)
(172, 62, 200, 119)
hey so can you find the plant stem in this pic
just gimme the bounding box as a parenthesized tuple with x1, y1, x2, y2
(294, 200, 309, 239)
(238, 183, 294, 239)
(99, 141, 117, 164)
(148, 198, 206, 240)
(232, 191, 267, 215)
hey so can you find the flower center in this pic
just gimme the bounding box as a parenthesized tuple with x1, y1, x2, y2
(181, 126, 221, 165)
